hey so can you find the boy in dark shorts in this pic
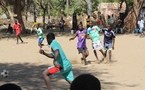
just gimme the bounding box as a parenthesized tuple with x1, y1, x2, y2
(102, 25, 115, 63)
(69, 24, 89, 65)
(39, 32, 74, 90)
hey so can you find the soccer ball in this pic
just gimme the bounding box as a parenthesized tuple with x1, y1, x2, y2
(1, 70, 9, 78)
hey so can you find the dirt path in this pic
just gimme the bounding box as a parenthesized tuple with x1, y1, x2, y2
(0, 34, 145, 90)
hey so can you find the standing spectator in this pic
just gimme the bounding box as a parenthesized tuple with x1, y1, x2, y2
(86, 15, 91, 29)
(13, 19, 24, 44)
(138, 17, 145, 38)
(59, 17, 65, 34)
(110, 14, 115, 24)
(107, 15, 111, 25)
(97, 17, 104, 30)
(115, 20, 123, 34)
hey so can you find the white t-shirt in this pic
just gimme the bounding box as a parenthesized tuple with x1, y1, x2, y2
(110, 17, 115, 24)
(138, 20, 144, 28)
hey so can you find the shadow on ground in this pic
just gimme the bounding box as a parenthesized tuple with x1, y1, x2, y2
(0, 63, 137, 90)
(0, 27, 75, 40)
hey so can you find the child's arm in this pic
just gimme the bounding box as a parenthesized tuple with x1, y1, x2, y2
(39, 49, 54, 58)
(69, 32, 77, 41)
(87, 34, 92, 40)
(112, 38, 115, 50)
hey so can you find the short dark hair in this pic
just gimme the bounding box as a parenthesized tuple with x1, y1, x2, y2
(0, 83, 22, 90)
(47, 32, 55, 40)
(70, 74, 101, 90)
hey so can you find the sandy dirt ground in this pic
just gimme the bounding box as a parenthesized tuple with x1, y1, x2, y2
(0, 33, 145, 90)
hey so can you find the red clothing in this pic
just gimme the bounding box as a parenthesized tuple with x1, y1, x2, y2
(97, 20, 103, 25)
(13, 23, 21, 36)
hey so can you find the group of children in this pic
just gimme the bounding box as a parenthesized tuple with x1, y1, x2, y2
(37, 21, 115, 90)
(11, 19, 115, 90)
(70, 21, 115, 65)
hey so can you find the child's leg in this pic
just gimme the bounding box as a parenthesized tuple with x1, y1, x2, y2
(43, 69, 51, 90)
(16, 36, 19, 44)
(43, 66, 62, 90)
(38, 43, 42, 48)
(38, 38, 44, 48)
(81, 51, 87, 65)
(104, 50, 107, 57)
(99, 49, 105, 57)
(108, 50, 112, 63)
(66, 80, 72, 84)
(62, 69, 74, 85)
(93, 50, 99, 62)
(18, 35, 23, 42)
(84, 50, 89, 58)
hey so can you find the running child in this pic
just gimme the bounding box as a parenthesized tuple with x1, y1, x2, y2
(102, 25, 115, 64)
(39, 32, 74, 90)
(69, 24, 89, 65)
(87, 21, 105, 63)
(13, 19, 23, 44)
(36, 24, 44, 48)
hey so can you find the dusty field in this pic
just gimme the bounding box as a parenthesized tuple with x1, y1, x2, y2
(0, 33, 145, 90)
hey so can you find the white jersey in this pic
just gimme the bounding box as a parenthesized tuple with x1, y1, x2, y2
(138, 20, 144, 28)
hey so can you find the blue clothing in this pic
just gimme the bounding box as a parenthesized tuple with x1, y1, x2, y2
(103, 29, 115, 44)
(133, 28, 139, 33)
(139, 27, 144, 33)
(50, 40, 74, 81)
(59, 20, 65, 27)
(38, 38, 44, 44)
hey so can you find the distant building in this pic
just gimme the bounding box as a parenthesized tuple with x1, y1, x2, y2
(98, 2, 126, 21)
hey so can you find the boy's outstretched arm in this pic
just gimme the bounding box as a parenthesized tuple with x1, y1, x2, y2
(69, 32, 77, 41)
(39, 49, 54, 58)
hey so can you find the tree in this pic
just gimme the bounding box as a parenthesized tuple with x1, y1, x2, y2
(36, 0, 49, 28)
(84, 0, 92, 16)
(0, 0, 14, 20)
(123, 0, 144, 33)
(15, 0, 25, 31)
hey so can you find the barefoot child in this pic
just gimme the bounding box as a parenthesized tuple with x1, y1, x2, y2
(36, 24, 44, 48)
(39, 32, 74, 90)
(102, 25, 115, 63)
(69, 24, 89, 65)
(13, 20, 23, 44)
(87, 21, 105, 63)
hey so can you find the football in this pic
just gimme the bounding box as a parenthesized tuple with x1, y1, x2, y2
(1, 70, 9, 78)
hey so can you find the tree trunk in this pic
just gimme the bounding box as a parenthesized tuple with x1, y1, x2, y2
(15, 0, 25, 32)
(33, 0, 37, 22)
(25, 0, 30, 21)
(85, 0, 92, 16)
(124, 0, 144, 33)
(42, 9, 46, 29)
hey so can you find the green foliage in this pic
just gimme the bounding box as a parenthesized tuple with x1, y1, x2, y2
(0, 9, 4, 15)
